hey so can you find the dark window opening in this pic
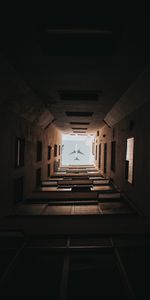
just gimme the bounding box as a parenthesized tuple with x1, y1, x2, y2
(36, 141, 42, 162)
(36, 168, 41, 187)
(129, 120, 135, 131)
(70, 122, 90, 125)
(47, 164, 51, 177)
(66, 111, 93, 117)
(54, 144, 57, 157)
(99, 144, 101, 169)
(54, 160, 59, 173)
(15, 138, 25, 168)
(111, 141, 116, 172)
(59, 145, 61, 155)
(59, 90, 101, 101)
(125, 160, 129, 180)
(95, 145, 97, 160)
(14, 177, 24, 203)
(48, 145, 51, 160)
(72, 128, 88, 130)
(58, 159, 60, 167)
(104, 143, 107, 173)
(73, 130, 86, 133)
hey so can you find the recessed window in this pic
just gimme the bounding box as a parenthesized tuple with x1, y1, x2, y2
(59, 90, 101, 101)
(53, 160, 58, 173)
(59, 145, 61, 155)
(72, 128, 88, 130)
(48, 145, 51, 160)
(111, 141, 116, 172)
(129, 120, 134, 131)
(99, 144, 101, 169)
(58, 158, 60, 168)
(54, 144, 57, 157)
(15, 138, 25, 168)
(73, 130, 86, 133)
(66, 111, 93, 117)
(47, 164, 51, 177)
(125, 137, 134, 184)
(36, 141, 42, 162)
(36, 168, 41, 187)
(70, 122, 90, 125)
(95, 145, 97, 160)
(104, 143, 107, 173)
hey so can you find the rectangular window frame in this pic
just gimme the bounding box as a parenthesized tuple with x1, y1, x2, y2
(59, 145, 61, 155)
(125, 137, 135, 185)
(95, 145, 97, 160)
(15, 138, 25, 168)
(54, 144, 57, 157)
(36, 168, 41, 187)
(47, 163, 51, 177)
(48, 145, 51, 160)
(104, 143, 107, 174)
(111, 141, 116, 172)
(99, 144, 101, 169)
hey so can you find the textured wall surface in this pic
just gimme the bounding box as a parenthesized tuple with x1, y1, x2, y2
(98, 101, 150, 215)
(0, 109, 61, 217)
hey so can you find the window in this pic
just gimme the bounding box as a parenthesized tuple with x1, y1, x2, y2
(95, 145, 97, 160)
(15, 138, 25, 168)
(36, 168, 41, 187)
(111, 141, 116, 172)
(36, 141, 42, 162)
(66, 111, 93, 117)
(92, 142, 95, 155)
(104, 143, 107, 173)
(53, 160, 59, 173)
(99, 144, 101, 169)
(14, 177, 24, 203)
(54, 144, 57, 157)
(48, 145, 51, 160)
(59, 145, 61, 155)
(47, 164, 51, 177)
(58, 159, 60, 168)
(125, 137, 134, 184)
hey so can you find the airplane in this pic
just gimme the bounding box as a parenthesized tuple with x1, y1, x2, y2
(74, 157, 79, 161)
(69, 144, 85, 160)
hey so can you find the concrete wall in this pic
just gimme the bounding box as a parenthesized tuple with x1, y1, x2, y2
(98, 101, 150, 216)
(0, 109, 61, 217)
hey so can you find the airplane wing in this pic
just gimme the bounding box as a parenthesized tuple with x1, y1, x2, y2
(74, 157, 79, 160)
(69, 150, 76, 155)
(77, 150, 84, 155)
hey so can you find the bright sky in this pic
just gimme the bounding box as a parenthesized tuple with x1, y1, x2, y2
(62, 134, 95, 165)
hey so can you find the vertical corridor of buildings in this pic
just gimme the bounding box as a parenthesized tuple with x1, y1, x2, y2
(0, 6, 150, 299)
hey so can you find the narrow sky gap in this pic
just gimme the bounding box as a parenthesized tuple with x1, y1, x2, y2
(62, 134, 95, 166)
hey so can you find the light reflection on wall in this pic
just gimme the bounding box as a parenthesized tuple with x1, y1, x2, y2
(62, 134, 95, 166)
(126, 137, 134, 184)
